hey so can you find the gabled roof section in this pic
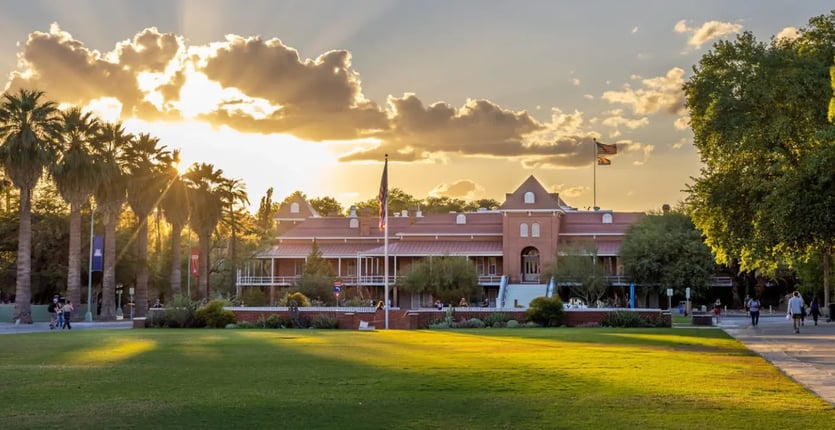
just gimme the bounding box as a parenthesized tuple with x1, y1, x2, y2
(275, 194, 320, 220)
(499, 175, 564, 210)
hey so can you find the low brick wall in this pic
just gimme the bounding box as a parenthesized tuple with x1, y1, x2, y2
(228, 307, 670, 329)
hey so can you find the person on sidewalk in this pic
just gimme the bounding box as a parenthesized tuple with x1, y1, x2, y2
(62, 300, 74, 330)
(787, 291, 806, 334)
(47, 297, 58, 329)
(809, 298, 822, 326)
(713, 298, 722, 323)
(747, 296, 761, 327)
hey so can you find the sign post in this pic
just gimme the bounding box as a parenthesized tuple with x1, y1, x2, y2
(333, 281, 342, 306)
(666, 288, 673, 311)
(685, 287, 691, 317)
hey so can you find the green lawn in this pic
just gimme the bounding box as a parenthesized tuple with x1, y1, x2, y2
(2, 328, 832, 429)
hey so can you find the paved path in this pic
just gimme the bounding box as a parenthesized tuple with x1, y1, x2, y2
(0, 320, 132, 334)
(718, 313, 835, 407)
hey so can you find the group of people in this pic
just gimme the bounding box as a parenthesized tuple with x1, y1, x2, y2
(741, 292, 823, 333)
(47, 295, 74, 330)
(786, 291, 823, 334)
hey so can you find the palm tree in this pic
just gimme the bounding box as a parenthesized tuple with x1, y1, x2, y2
(218, 178, 249, 293)
(93, 122, 132, 320)
(50, 107, 103, 320)
(183, 163, 226, 300)
(124, 133, 172, 317)
(0, 89, 60, 323)
(159, 150, 190, 298)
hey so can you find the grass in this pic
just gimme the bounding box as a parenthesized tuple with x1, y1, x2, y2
(2, 328, 833, 429)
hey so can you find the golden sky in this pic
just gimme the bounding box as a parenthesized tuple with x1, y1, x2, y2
(0, 1, 827, 212)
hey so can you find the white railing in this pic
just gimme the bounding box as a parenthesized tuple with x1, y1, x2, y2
(237, 274, 504, 287)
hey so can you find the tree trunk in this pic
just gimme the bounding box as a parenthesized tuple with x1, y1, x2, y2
(134, 215, 149, 317)
(99, 207, 118, 320)
(199, 233, 211, 301)
(67, 202, 82, 320)
(169, 222, 183, 297)
(13, 187, 33, 324)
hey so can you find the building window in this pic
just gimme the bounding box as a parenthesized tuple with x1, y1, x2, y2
(290, 202, 300, 213)
(520, 223, 529, 237)
(532, 222, 540, 237)
(524, 191, 535, 204)
(488, 257, 497, 275)
(602, 213, 613, 224)
(476, 257, 485, 275)
(456, 213, 466, 224)
(349, 218, 359, 228)
(346, 260, 356, 276)
(293, 260, 304, 275)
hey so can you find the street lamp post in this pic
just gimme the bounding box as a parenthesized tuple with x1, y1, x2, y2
(85, 205, 94, 322)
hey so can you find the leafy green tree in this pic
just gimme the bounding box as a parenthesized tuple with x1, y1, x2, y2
(255, 187, 276, 240)
(421, 196, 468, 214)
(684, 12, 835, 306)
(50, 107, 103, 319)
(620, 212, 717, 305)
(0, 89, 60, 323)
(545, 240, 609, 306)
(216, 177, 249, 295)
(292, 240, 335, 304)
(399, 255, 479, 304)
(309, 196, 343, 217)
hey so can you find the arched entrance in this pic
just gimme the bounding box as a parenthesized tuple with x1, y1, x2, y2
(521, 247, 540, 282)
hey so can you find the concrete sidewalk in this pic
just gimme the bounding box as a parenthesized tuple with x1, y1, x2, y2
(0, 320, 132, 334)
(720, 313, 835, 407)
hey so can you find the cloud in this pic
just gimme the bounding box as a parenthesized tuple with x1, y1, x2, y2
(429, 179, 483, 199)
(674, 19, 743, 49)
(775, 26, 801, 42)
(4, 25, 650, 171)
(551, 184, 587, 198)
(601, 67, 686, 116)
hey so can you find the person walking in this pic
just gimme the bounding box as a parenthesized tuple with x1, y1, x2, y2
(787, 291, 805, 334)
(713, 298, 722, 323)
(62, 300, 74, 330)
(48, 297, 58, 329)
(809, 298, 822, 326)
(55, 300, 64, 330)
(747, 296, 761, 327)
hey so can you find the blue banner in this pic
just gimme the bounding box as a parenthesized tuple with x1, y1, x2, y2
(92, 235, 103, 272)
(629, 283, 635, 309)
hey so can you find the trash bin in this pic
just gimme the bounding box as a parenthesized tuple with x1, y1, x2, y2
(678, 301, 684, 315)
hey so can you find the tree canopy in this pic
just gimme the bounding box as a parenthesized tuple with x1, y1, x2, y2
(398, 255, 479, 304)
(619, 212, 717, 302)
(684, 11, 835, 305)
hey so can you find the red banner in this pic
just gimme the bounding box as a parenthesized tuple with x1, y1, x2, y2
(191, 248, 199, 277)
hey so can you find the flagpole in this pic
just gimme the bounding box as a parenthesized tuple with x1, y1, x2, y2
(593, 138, 597, 210)
(383, 154, 390, 329)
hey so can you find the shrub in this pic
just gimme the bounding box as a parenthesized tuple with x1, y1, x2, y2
(342, 296, 370, 307)
(236, 321, 256, 329)
(279, 292, 311, 307)
(506, 320, 521, 328)
(483, 312, 510, 327)
(524, 321, 539, 328)
(491, 321, 506, 328)
(526, 296, 565, 327)
(310, 313, 339, 329)
(266, 314, 288, 329)
(467, 318, 485, 328)
(240, 289, 268, 307)
(147, 295, 199, 328)
(600, 310, 647, 328)
(225, 323, 238, 329)
(196, 300, 237, 328)
(427, 319, 451, 329)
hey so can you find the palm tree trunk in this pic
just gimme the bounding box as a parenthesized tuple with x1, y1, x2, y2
(135, 216, 149, 317)
(67, 202, 82, 320)
(199, 233, 211, 300)
(13, 187, 33, 324)
(99, 207, 118, 320)
(169, 222, 183, 297)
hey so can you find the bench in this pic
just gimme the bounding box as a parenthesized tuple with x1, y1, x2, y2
(692, 313, 713, 326)
(358, 320, 376, 331)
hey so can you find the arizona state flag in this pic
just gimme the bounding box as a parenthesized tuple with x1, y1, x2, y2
(596, 139, 617, 155)
(597, 157, 611, 166)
